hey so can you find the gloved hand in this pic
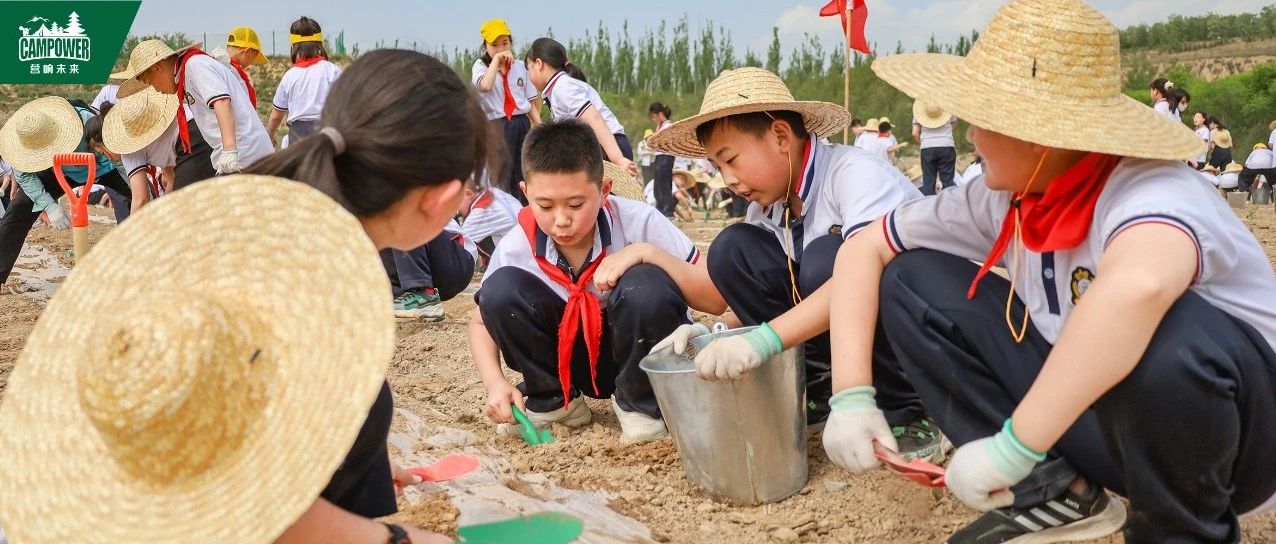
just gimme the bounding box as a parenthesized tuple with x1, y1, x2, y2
(695, 322, 782, 381)
(822, 386, 896, 472)
(649, 323, 710, 355)
(42, 204, 71, 230)
(945, 419, 1045, 512)
(215, 149, 241, 174)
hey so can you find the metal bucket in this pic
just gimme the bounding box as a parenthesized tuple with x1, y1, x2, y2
(1253, 183, 1272, 205)
(639, 327, 807, 505)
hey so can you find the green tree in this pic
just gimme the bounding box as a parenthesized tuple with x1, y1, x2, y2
(766, 27, 781, 73)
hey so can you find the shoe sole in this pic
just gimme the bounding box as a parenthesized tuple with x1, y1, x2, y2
(394, 308, 445, 322)
(1006, 496, 1128, 544)
(497, 400, 593, 436)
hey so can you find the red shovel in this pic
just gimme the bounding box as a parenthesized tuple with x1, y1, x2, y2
(51, 152, 97, 263)
(874, 441, 947, 488)
(394, 453, 481, 493)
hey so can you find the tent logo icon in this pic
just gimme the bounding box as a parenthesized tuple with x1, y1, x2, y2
(18, 11, 91, 63)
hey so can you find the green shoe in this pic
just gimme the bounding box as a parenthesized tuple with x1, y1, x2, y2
(394, 287, 444, 321)
(893, 416, 940, 461)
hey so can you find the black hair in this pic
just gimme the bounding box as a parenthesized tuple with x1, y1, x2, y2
(289, 17, 328, 64)
(479, 35, 513, 66)
(248, 50, 493, 217)
(648, 102, 671, 118)
(1207, 115, 1226, 130)
(878, 121, 893, 133)
(84, 101, 110, 146)
(693, 110, 810, 147)
(521, 120, 603, 187)
(850, 118, 863, 128)
(1150, 77, 1186, 113)
(526, 37, 586, 83)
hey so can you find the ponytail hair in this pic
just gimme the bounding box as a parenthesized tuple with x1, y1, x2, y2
(84, 101, 111, 147)
(648, 101, 671, 118)
(526, 37, 587, 83)
(289, 16, 328, 63)
(1150, 78, 1172, 102)
(248, 49, 494, 217)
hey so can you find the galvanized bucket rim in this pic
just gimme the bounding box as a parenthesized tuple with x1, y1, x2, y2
(639, 326, 759, 375)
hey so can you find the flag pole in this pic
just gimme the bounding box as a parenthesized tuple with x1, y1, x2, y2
(843, 6, 852, 144)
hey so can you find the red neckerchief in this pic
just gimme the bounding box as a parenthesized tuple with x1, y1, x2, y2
(228, 58, 258, 108)
(968, 153, 1124, 298)
(174, 49, 210, 153)
(294, 56, 325, 68)
(518, 206, 607, 408)
(501, 70, 517, 120)
(469, 188, 495, 215)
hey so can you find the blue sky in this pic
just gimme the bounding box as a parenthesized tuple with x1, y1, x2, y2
(128, 0, 1272, 59)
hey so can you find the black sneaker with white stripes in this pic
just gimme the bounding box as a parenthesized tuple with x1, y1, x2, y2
(947, 484, 1127, 543)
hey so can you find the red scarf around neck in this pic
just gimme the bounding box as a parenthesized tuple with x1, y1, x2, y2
(518, 207, 607, 408)
(228, 58, 258, 108)
(968, 153, 1124, 299)
(294, 56, 325, 68)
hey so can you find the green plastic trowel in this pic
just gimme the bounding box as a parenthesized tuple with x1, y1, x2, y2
(510, 406, 554, 445)
(457, 512, 584, 543)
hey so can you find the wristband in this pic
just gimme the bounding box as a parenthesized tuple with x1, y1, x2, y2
(828, 385, 877, 412)
(742, 322, 784, 360)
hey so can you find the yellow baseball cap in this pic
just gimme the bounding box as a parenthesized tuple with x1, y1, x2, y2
(1256, 143, 1269, 151)
(227, 26, 268, 65)
(480, 19, 512, 44)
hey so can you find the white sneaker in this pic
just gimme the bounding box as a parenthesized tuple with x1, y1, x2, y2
(498, 396, 592, 436)
(611, 397, 668, 444)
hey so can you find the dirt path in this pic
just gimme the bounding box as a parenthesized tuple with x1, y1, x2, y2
(3, 206, 1275, 542)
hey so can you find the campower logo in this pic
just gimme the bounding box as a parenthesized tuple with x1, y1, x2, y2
(0, 1, 140, 84)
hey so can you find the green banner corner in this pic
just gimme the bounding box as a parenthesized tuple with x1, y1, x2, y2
(0, 1, 141, 84)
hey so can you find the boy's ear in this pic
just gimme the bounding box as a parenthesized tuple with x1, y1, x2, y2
(772, 119, 791, 150)
(519, 180, 528, 198)
(600, 176, 613, 198)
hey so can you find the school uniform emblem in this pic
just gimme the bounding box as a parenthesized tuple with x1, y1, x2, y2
(1070, 267, 1094, 303)
(516, 77, 524, 87)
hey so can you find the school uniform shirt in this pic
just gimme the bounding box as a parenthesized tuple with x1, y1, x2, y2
(471, 59, 537, 121)
(644, 179, 678, 206)
(861, 134, 898, 163)
(461, 187, 521, 250)
(542, 71, 625, 135)
(913, 116, 957, 149)
(482, 196, 697, 307)
(653, 120, 674, 156)
(181, 54, 274, 169)
(1246, 148, 1274, 170)
(1194, 126, 1211, 164)
(1153, 100, 1179, 121)
(882, 158, 1276, 351)
(1269, 128, 1276, 152)
(1198, 170, 1219, 188)
(272, 59, 342, 124)
(442, 218, 479, 261)
(91, 84, 119, 111)
(121, 119, 179, 179)
(853, 131, 877, 149)
(744, 140, 921, 261)
(959, 162, 983, 186)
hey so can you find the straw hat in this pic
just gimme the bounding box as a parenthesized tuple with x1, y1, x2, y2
(0, 175, 394, 543)
(648, 67, 851, 157)
(1256, 143, 1269, 151)
(913, 100, 951, 129)
(863, 118, 879, 132)
(877, 117, 892, 130)
(871, 0, 1204, 161)
(1224, 162, 1244, 174)
(707, 173, 727, 189)
(111, 39, 201, 80)
(103, 82, 179, 155)
(0, 96, 83, 173)
(604, 161, 644, 201)
(1213, 130, 1233, 149)
(906, 164, 923, 181)
(671, 168, 710, 190)
(1201, 164, 1220, 174)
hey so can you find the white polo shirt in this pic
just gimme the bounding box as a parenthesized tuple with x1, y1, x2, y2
(959, 161, 983, 186)
(1153, 100, 1179, 121)
(471, 59, 537, 121)
(883, 157, 1276, 349)
(121, 118, 179, 178)
(1246, 148, 1273, 170)
(861, 134, 899, 163)
(1194, 126, 1211, 164)
(180, 54, 274, 169)
(272, 59, 342, 124)
(543, 71, 625, 135)
(744, 140, 921, 261)
(91, 84, 119, 111)
(853, 131, 877, 149)
(482, 196, 698, 306)
(913, 116, 957, 149)
(461, 187, 521, 248)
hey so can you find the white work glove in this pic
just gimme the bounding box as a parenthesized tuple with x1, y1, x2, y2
(945, 419, 1044, 512)
(649, 323, 710, 355)
(215, 149, 241, 174)
(822, 386, 897, 472)
(42, 204, 70, 230)
(695, 323, 783, 381)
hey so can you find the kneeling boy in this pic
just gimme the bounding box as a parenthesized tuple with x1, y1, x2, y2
(469, 120, 725, 443)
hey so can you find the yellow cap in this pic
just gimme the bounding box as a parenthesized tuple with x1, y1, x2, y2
(1256, 143, 1269, 151)
(227, 26, 268, 65)
(480, 19, 511, 44)
(643, 128, 654, 139)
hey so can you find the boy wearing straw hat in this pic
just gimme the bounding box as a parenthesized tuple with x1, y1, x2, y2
(911, 100, 959, 195)
(470, 120, 725, 444)
(101, 80, 180, 212)
(1240, 142, 1275, 193)
(114, 39, 273, 179)
(824, 0, 1276, 541)
(853, 117, 878, 148)
(0, 96, 133, 283)
(647, 67, 932, 455)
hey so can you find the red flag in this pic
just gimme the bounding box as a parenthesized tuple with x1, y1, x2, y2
(820, 0, 871, 55)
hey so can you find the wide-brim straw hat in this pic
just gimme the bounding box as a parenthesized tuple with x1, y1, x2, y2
(1224, 162, 1244, 174)
(0, 175, 394, 543)
(648, 67, 851, 158)
(1213, 130, 1233, 149)
(111, 39, 201, 80)
(913, 100, 951, 129)
(872, 0, 1204, 161)
(104, 81, 179, 155)
(604, 161, 645, 201)
(707, 173, 727, 189)
(906, 164, 923, 180)
(0, 96, 83, 173)
(863, 118, 879, 132)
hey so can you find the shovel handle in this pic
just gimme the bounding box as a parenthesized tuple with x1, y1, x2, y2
(52, 152, 97, 228)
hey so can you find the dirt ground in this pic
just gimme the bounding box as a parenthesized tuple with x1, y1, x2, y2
(3, 204, 1276, 543)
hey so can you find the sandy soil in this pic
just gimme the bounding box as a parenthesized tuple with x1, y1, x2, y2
(3, 205, 1275, 543)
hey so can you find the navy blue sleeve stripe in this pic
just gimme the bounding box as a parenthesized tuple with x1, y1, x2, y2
(844, 220, 874, 239)
(205, 94, 230, 108)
